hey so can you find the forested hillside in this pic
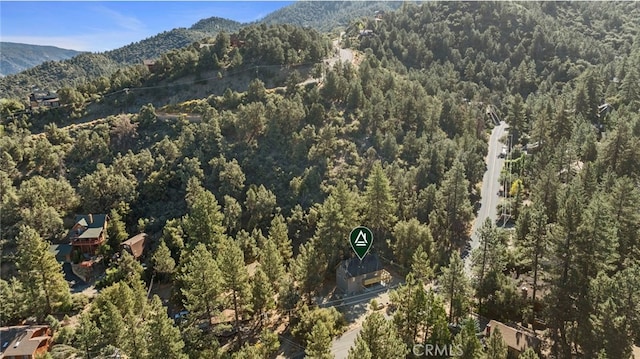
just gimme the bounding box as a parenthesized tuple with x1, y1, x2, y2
(1, 2, 639, 359)
(259, 1, 401, 32)
(0, 42, 83, 77)
(0, 25, 234, 99)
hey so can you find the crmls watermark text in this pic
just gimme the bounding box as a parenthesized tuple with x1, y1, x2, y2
(412, 344, 464, 357)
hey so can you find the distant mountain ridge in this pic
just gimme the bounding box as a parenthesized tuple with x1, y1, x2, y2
(0, 2, 395, 98)
(0, 42, 83, 77)
(259, 1, 401, 32)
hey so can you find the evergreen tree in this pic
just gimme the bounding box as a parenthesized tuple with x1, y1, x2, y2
(179, 243, 223, 325)
(314, 181, 361, 270)
(251, 267, 275, 323)
(519, 201, 549, 318)
(75, 314, 101, 359)
(223, 195, 243, 234)
(293, 237, 327, 303)
(363, 162, 396, 235)
(260, 237, 286, 290)
(390, 273, 427, 344)
(218, 238, 252, 329)
(107, 208, 128, 253)
(439, 252, 471, 323)
(351, 312, 406, 359)
(471, 218, 507, 316)
(429, 159, 473, 260)
(606, 176, 640, 267)
(410, 244, 434, 284)
(0, 278, 23, 324)
(305, 322, 333, 359)
(392, 218, 433, 270)
(452, 319, 484, 359)
(484, 328, 507, 359)
(15, 225, 70, 319)
(147, 295, 187, 359)
(347, 338, 373, 359)
(152, 239, 175, 282)
(182, 179, 226, 251)
(268, 214, 293, 265)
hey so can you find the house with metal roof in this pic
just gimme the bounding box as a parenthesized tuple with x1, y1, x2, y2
(69, 214, 108, 257)
(336, 254, 391, 295)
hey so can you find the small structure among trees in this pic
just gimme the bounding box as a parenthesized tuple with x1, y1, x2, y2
(336, 254, 390, 295)
(120, 233, 149, 260)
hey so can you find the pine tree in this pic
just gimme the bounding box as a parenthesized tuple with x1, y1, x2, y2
(471, 218, 507, 316)
(305, 322, 333, 359)
(293, 238, 326, 303)
(75, 314, 101, 359)
(0, 278, 23, 324)
(606, 176, 640, 268)
(268, 214, 293, 265)
(15, 225, 70, 319)
(182, 179, 226, 251)
(218, 238, 252, 329)
(429, 159, 473, 260)
(391, 273, 427, 344)
(392, 218, 433, 270)
(484, 327, 507, 359)
(363, 162, 397, 235)
(439, 252, 471, 323)
(98, 301, 126, 351)
(251, 267, 275, 323)
(147, 295, 187, 359)
(315, 181, 361, 270)
(352, 312, 406, 359)
(260, 237, 286, 290)
(107, 208, 129, 253)
(179, 243, 223, 325)
(152, 239, 175, 282)
(347, 338, 373, 359)
(223, 195, 243, 234)
(410, 244, 434, 284)
(519, 201, 549, 318)
(452, 318, 484, 359)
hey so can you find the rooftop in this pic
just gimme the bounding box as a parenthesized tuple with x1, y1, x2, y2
(77, 227, 104, 239)
(487, 320, 541, 354)
(121, 233, 148, 258)
(340, 254, 382, 278)
(0, 326, 50, 358)
(74, 214, 108, 229)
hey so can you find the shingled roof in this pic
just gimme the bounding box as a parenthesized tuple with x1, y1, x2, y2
(121, 233, 149, 259)
(340, 254, 382, 278)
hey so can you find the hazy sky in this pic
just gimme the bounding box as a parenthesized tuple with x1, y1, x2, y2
(0, 1, 293, 52)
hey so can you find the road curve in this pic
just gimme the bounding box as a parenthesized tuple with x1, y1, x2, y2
(464, 121, 508, 275)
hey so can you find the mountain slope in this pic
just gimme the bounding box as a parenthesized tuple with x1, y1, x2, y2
(0, 42, 83, 76)
(259, 1, 401, 32)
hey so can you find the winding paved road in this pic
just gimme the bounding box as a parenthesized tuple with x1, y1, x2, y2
(464, 121, 508, 275)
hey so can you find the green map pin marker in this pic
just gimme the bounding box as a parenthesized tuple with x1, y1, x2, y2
(350, 226, 373, 260)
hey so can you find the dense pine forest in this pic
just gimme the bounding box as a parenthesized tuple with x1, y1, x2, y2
(1, 2, 640, 359)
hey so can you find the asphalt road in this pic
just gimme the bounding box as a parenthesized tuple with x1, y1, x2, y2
(464, 121, 508, 275)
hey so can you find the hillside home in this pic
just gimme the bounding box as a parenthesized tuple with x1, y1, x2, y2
(121, 233, 149, 260)
(336, 255, 390, 295)
(0, 326, 52, 359)
(486, 320, 544, 358)
(143, 59, 156, 72)
(69, 214, 109, 256)
(28, 92, 59, 110)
